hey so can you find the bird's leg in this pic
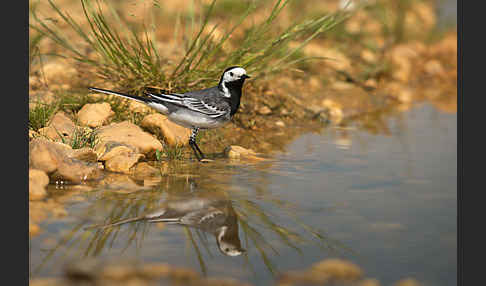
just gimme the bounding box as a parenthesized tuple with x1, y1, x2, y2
(193, 141, 205, 159)
(189, 142, 203, 161)
(189, 128, 205, 160)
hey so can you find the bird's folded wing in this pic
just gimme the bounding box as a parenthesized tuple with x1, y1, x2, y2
(147, 92, 227, 118)
(180, 208, 225, 225)
(183, 98, 227, 118)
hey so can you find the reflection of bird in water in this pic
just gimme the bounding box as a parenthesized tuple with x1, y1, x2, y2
(85, 194, 246, 257)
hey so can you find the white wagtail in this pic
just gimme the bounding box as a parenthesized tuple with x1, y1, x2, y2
(88, 66, 251, 161)
(85, 195, 246, 256)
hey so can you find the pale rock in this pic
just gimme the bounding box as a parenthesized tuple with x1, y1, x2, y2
(131, 162, 161, 180)
(257, 106, 272, 115)
(140, 114, 191, 147)
(405, 2, 436, 36)
(38, 111, 76, 141)
(68, 147, 98, 163)
(96, 121, 163, 156)
(387, 45, 420, 83)
(29, 138, 103, 182)
(53, 159, 103, 183)
(396, 88, 413, 103)
(275, 121, 285, 127)
(309, 77, 322, 90)
(77, 102, 114, 127)
(280, 108, 289, 116)
(96, 143, 136, 161)
(224, 146, 264, 161)
(29, 138, 72, 173)
(390, 59, 411, 83)
(29, 169, 49, 201)
(105, 152, 144, 174)
(361, 49, 377, 63)
(384, 83, 413, 103)
(225, 146, 256, 158)
(321, 99, 343, 124)
(364, 78, 378, 89)
(424, 60, 444, 75)
(331, 81, 354, 91)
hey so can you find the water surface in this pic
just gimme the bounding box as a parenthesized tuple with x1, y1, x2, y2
(30, 102, 456, 286)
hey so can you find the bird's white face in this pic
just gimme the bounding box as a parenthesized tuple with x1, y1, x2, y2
(219, 241, 245, 256)
(216, 226, 245, 256)
(222, 67, 248, 83)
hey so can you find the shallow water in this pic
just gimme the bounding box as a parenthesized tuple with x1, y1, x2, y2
(30, 102, 456, 286)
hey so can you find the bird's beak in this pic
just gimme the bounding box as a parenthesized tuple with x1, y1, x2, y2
(242, 74, 251, 79)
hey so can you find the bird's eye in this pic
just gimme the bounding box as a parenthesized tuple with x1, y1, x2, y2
(225, 248, 230, 252)
(229, 72, 234, 76)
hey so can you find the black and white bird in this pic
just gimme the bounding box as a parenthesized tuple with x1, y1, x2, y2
(85, 195, 246, 257)
(88, 66, 251, 161)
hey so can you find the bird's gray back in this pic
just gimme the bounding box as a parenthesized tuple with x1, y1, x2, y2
(183, 86, 229, 107)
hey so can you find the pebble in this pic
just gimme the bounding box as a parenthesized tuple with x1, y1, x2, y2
(77, 102, 115, 128)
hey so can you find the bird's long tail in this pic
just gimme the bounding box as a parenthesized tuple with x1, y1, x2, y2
(88, 87, 152, 104)
(84, 216, 145, 230)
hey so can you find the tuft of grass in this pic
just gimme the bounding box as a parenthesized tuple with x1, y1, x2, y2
(29, 102, 58, 131)
(30, 0, 350, 93)
(58, 127, 99, 149)
(157, 143, 186, 161)
(56, 92, 94, 114)
(30, 0, 166, 91)
(169, 0, 351, 90)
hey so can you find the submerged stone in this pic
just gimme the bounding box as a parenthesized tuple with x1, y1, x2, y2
(29, 169, 49, 201)
(104, 152, 144, 174)
(131, 162, 161, 179)
(224, 145, 265, 162)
